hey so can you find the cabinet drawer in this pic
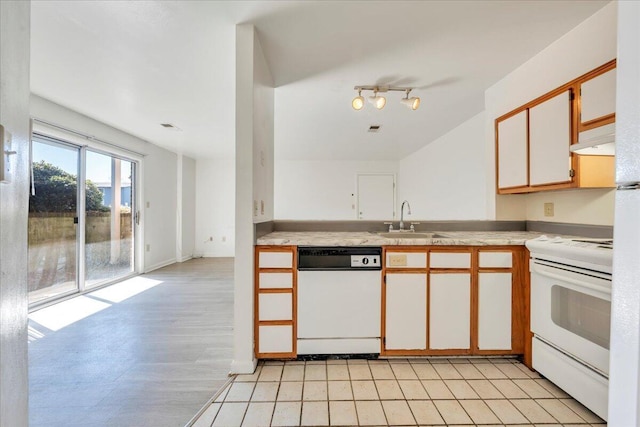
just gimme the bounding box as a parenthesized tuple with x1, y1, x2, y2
(386, 252, 427, 269)
(479, 252, 513, 268)
(430, 252, 471, 269)
(258, 293, 292, 321)
(259, 272, 293, 289)
(258, 325, 293, 354)
(259, 251, 293, 268)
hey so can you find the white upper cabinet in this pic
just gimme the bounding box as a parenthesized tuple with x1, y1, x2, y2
(580, 68, 616, 123)
(529, 90, 572, 186)
(497, 110, 528, 189)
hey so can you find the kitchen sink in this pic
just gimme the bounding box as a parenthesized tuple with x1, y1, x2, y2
(376, 232, 447, 239)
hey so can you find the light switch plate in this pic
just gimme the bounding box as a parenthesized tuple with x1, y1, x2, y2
(544, 202, 554, 217)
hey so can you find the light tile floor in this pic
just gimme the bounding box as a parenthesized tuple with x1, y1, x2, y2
(192, 357, 606, 427)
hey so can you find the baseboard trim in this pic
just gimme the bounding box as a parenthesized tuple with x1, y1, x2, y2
(144, 258, 176, 273)
(229, 358, 258, 375)
(178, 255, 193, 263)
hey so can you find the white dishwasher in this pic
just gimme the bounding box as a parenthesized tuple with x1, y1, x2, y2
(297, 246, 382, 356)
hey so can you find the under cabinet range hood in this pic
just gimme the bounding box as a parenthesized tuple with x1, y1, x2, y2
(571, 123, 615, 155)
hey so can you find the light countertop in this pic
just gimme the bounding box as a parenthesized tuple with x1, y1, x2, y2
(256, 231, 546, 246)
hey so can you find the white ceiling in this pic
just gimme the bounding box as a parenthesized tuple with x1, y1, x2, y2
(31, 1, 610, 161)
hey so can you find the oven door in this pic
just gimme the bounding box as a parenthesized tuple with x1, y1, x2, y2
(530, 259, 611, 375)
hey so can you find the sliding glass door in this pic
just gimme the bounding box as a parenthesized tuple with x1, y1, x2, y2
(28, 136, 138, 305)
(85, 151, 135, 287)
(28, 138, 80, 303)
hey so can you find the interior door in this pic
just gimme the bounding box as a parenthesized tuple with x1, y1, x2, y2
(357, 173, 395, 220)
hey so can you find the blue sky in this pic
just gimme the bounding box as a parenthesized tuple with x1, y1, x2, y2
(33, 140, 132, 184)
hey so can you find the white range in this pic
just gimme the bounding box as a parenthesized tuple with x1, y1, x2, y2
(526, 235, 612, 421)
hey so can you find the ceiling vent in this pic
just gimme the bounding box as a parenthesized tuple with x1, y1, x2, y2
(160, 123, 181, 131)
(368, 125, 381, 133)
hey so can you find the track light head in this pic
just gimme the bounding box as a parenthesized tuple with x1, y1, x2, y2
(352, 90, 364, 110)
(400, 89, 420, 110)
(368, 91, 386, 110)
(400, 97, 420, 110)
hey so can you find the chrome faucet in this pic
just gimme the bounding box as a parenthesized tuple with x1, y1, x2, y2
(399, 200, 412, 231)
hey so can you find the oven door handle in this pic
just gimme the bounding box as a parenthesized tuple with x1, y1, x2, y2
(531, 262, 611, 296)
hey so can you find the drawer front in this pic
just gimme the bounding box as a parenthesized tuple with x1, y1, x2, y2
(386, 252, 427, 268)
(259, 251, 293, 268)
(258, 293, 293, 321)
(479, 251, 513, 268)
(430, 252, 471, 269)
(259, 272, 293, 289)
(259, 325, 293, 354)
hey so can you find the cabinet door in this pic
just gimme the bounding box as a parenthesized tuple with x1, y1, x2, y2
(497, 110, 528, 189)
(529, 90, 572, 186)
(385, 273, 427, 350)
(580, 68, 616, 123)
(258, 325, 293, 354)
(478, 273, 512, 350)
(429, 273, 471, 350)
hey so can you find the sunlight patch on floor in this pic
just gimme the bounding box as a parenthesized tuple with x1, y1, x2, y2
(89, 276, 163, 303)
(29, 295, 111, 331)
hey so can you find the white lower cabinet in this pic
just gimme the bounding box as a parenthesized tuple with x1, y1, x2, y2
(429, 273, 471, 350)
(478, 272, 512, 350)
(385, 273, 427, 350)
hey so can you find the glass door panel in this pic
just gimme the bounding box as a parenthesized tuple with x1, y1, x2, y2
(85, 151, 135, 287)
(28, 138, 80, 304)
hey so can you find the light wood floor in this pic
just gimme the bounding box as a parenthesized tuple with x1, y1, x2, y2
(28, 257, 234, 427)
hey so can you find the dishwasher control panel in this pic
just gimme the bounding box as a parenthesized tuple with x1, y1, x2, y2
(351, 255, 381, 268)
(298, 246, 382, 270)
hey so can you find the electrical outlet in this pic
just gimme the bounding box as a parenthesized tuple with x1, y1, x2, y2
(146, 244, 150, 252)
(253, 200, 258, 216)
(222, 236, 226, 242)
(260, 200, 265, 215)
(209, 236, 213, 241)
(544, 202, 554, 217)
(388, 254, 407, 267)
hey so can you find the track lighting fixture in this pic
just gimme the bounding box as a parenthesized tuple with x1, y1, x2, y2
(368, 90, 386, 110)
(352, 89, 364, 110)
(352, 85, 420, 111)
(400, 89, 420, 110)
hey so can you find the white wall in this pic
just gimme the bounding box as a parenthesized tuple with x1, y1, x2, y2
(0, 1, 30, 424)
(253, 33, 275, 223)
(195, 158, 235, 257)
(234, 23, 274, 374)
(275, 160, 398, 220)
(486, 2, 617, 225)
(177, 154, 196, 262)
(397, 112, 487, 220)
(30, 95, 181, 273)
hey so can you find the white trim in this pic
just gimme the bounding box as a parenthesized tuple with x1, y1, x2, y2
(144, 258, 176, 273)
(178, 255, 193, 263)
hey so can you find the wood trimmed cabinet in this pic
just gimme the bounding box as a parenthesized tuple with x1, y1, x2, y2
(382, 246, 528, 358)
(496, 59, 616, 194)
(254, 243, 530, 363)
(254, 246, 297, 358)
